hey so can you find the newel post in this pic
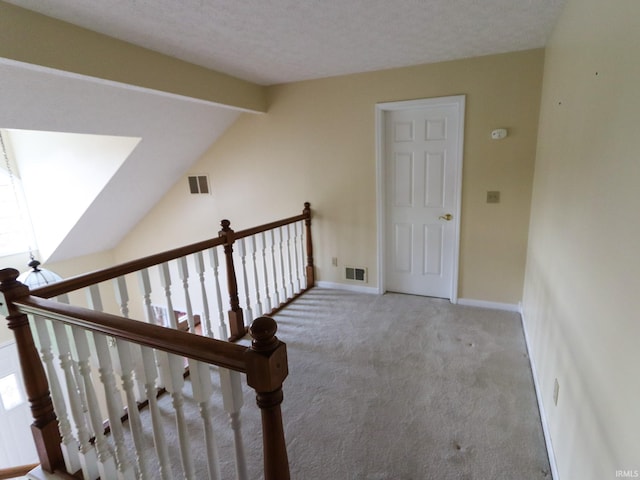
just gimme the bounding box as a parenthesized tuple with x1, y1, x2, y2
(246, 317, 290, 480)
(303, 202, 315, 288)
(219, 219, 246, 341)
(0, 269, 63, 473)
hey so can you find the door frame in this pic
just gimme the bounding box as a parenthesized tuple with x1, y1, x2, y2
(375, 95, 465, 302)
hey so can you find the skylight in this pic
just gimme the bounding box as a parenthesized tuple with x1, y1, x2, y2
(0, 128, 141, 262)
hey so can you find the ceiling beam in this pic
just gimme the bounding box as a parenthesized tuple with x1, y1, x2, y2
(0, 1, 267, 112)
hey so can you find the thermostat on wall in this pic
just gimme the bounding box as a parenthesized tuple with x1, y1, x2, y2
(491, 128, 508, 140)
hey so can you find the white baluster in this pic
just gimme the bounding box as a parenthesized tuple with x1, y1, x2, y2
(114, 276, 130, 318)
(286, 224, 296, 296)
(209, 248, 228, 340)
(139, 344, 171, 480)
(138, 268, 154, 324)
(162, 351, 195, 479)
(219, 369, 248, 480)
(277, 227, 288, 301)
(298, 220, 307, 289)
(111, 278, 146, 402)
(194, 251, 214, 338)
(115, 338, 150, 480)
(269, 229, 281, 307)
(158, 263, 178, 329)
(90, 331, 136, 480)
(238, 239, 253, 327)
(56, 295, 91, 427)
(70, 326, 117, 480)
(250, 235, 264, 317)
(260, 232, 272, 313)
(292, 222, 302, 292)
(50, 320, 100, 480)
(177, 256, 198, 335)
(138, 269, 167, 391)
(190, 360, 221, 480)
(90, 283, 144, 480)
(32, 316, 81, 474)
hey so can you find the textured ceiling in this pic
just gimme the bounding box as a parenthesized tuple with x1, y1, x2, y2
(5, 0, 565, 85)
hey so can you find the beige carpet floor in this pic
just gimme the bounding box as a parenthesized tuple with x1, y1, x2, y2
(139, 288, 551, 479)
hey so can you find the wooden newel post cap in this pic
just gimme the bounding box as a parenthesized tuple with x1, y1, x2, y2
(246, 316, 288, 392)
(0, 268, 20, 284)
(0, 269, 28, 317)
(250, 316, 279, 353)
(219, 219, 231, 234)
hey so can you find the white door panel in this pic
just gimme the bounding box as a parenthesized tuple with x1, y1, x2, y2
(382, 97, 464, 299)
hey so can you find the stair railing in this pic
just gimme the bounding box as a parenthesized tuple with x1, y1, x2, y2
(0, 274, 289, 479)
(28, 202, 314, 342)
(0, 203, 314, 479)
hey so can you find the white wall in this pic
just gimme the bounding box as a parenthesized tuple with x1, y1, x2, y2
(522, 1, 640, 478)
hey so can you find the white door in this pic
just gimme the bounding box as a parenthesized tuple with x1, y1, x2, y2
(380, 96, 464, 299)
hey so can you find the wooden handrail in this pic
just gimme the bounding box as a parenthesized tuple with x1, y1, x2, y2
(233, 212, 308, 241)
(14, 295, 249, 373)
(29, 236, 227, 299)
(30, 206, 311, 300)
(0, 463, 39, 479)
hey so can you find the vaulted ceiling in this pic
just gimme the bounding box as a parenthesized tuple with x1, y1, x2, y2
(0, 0, 565, 264)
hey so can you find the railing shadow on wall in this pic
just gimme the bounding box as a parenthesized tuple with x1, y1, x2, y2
(0, 202, 314, 480)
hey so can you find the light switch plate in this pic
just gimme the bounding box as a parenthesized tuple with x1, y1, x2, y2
(487, 191, 500, 203)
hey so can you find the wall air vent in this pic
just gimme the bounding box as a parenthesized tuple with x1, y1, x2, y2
(188, 175, 210, 194)
(345, 266, 367, 282)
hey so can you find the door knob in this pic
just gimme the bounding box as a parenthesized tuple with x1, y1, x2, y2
(439, 213, 453, 221)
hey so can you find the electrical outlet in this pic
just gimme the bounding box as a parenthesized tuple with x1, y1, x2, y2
(332, 257, 338, 267)
(553, 378, 560, 406)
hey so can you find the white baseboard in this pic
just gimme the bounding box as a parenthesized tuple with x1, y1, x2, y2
(315, 281, 379, 295)
(456, 298, 520, 312)
(520, 307, 560, 480)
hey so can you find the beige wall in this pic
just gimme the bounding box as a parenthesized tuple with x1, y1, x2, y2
(116, 49, 544, 304)
(522, 1, 640, 478)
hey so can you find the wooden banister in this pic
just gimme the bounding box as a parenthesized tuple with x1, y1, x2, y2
(0, 270, 63, 474)
(0, 203, 310, 478)
(13, 295, 249, 373)
(30, 235, 226, 299)
(30, 204, 313, 301)
(246, 317, 290, 480)
(233, 212, 308, 241)
(0, 463, 39, 479)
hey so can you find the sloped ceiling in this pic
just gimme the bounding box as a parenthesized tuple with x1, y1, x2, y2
(0, 59, 241, 263)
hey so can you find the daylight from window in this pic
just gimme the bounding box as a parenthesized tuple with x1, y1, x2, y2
(0, 159, 35, 257)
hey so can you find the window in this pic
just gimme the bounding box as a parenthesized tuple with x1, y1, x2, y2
(0, 130, 35, 256)
(0, 165, 34, 256)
